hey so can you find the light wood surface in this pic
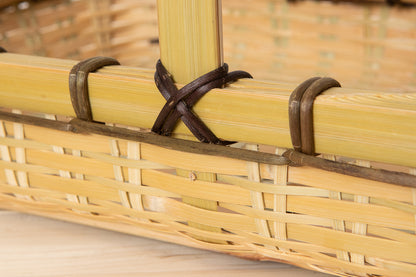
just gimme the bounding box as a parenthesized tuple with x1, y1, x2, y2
(0, 210, 330, 277)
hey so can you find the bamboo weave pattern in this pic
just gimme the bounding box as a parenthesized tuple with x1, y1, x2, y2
(0, 114, 415, 276)
(1, 1, 416, 276)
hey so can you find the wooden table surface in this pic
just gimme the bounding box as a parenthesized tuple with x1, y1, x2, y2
(0, 210, 330, 277)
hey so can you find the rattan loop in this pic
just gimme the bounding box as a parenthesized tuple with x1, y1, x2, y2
(152, 60, 252, 145)
(69, 57, 120, 121)
(288, 77, 320, 152)
(289, 77, 341, 155)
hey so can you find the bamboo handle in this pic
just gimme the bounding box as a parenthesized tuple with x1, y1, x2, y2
(157, 0, 223, 83)
(156, 0, 225, 243)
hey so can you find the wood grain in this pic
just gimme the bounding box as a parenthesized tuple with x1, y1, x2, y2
(0, 210, 330, 277)
(157, 0, 223, 83)
(0, 53, 415, 168)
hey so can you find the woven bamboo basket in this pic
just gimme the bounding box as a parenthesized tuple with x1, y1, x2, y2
(1, 1, 416, 276)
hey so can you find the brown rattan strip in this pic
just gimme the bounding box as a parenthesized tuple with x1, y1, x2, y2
(0, 110, 414, 188)
(152, 60, 252, 145)
(69, 57, 120, 122)
(289, 77, 341, 155)
(283, 150, 416, 188)
(70, 118, 289, 166)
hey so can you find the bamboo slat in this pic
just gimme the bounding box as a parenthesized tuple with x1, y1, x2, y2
(1, 53, 415, 168)
(157, 0, 223, 83)
(0, 122, 416, 276)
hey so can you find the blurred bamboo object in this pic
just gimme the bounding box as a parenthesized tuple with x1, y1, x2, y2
(2, 0, 416, 92)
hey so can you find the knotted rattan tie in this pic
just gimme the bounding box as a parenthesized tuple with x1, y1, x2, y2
(289, 77, 341, 155)
(69, 57, 120, 121)
(152, 60, 252, 145)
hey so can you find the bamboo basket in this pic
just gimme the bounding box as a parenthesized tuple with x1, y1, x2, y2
(1, 1, 416, 277)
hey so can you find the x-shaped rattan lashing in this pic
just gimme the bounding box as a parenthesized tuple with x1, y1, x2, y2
(152, 60, 252, 145)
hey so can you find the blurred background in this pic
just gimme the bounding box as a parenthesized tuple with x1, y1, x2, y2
(1, 0, 415, 92)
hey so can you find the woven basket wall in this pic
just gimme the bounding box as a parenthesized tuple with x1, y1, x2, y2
(0, 1, 416, 277)
(0, 116, 415, 277)
(1, 0, 416, 92)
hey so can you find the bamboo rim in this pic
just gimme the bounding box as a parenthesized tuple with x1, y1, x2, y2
(0, 53, 415, 168)
(0, 110, 414, 188)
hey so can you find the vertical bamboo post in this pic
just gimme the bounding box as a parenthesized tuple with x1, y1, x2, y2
(156, 0, 224, 243)
(157, 0, 223, 84)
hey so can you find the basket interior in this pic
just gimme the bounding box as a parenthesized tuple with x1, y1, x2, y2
(1, 0, 416, 92)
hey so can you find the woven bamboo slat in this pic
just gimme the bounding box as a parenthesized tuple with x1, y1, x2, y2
(0, 1, 416, 277)
(0, 120, 415, 276)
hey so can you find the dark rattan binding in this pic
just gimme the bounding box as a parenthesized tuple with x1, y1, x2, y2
(289, 77, 341, 155)
(152, 60, 252, 145)
(69, 57, 120, 121)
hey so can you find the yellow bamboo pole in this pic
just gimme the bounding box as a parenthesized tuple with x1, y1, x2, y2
(157, 0, 223, 83)
(0, 53, 415, 168)
(156, 0, 224, 243)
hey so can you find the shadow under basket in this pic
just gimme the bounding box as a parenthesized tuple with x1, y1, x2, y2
(1, 1, 416, 277)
